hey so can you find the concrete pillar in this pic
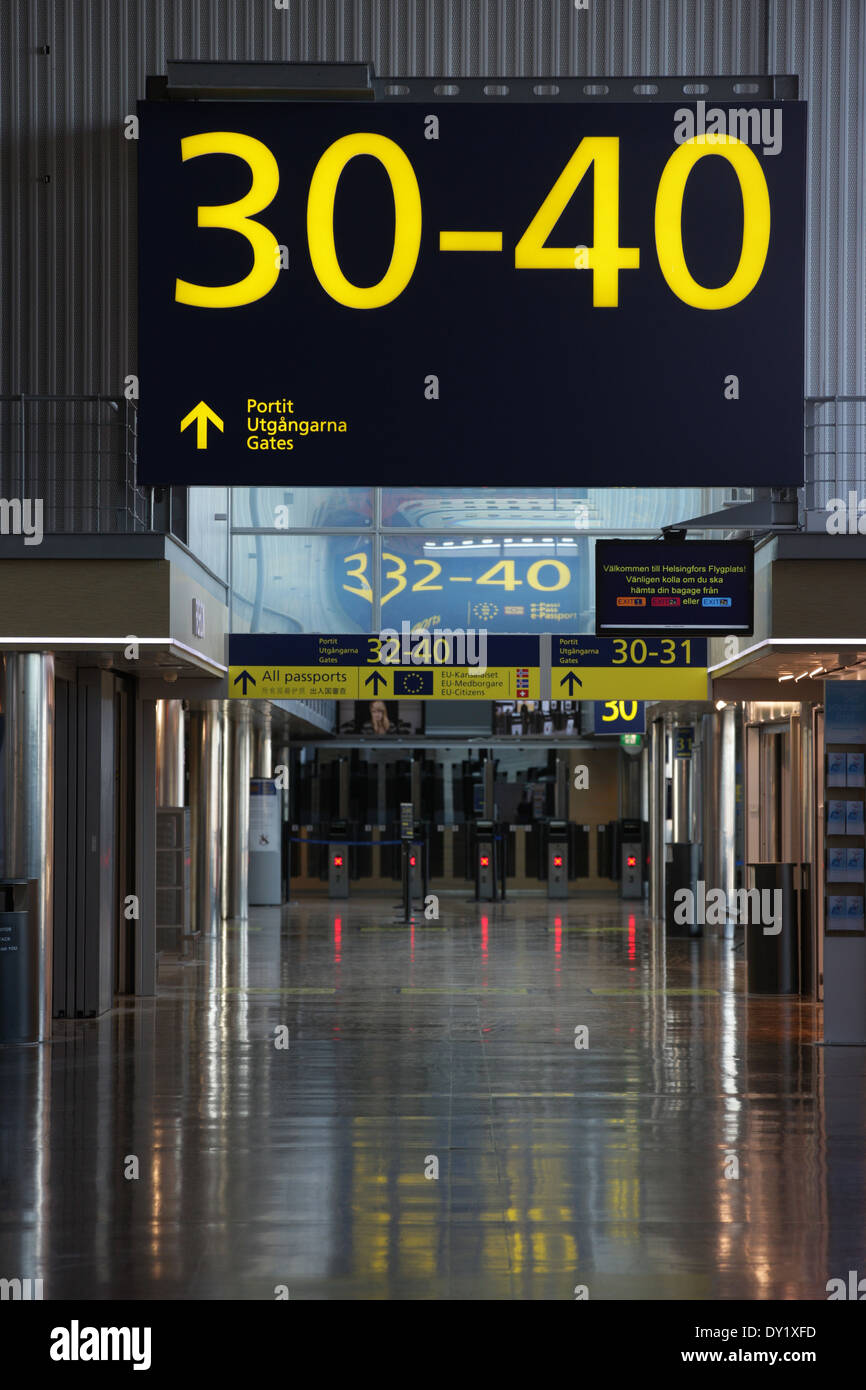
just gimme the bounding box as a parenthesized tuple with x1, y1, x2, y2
(189, 701, 222, 936)
(3, 653, 54, 1038)
(719, 704, 737, 937)
(155, 699, 184, 806)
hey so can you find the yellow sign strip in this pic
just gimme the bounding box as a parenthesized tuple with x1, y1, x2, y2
(227, 665, 540, 699)
(228, 666, 358, 699)
(552, 666, 708, 700)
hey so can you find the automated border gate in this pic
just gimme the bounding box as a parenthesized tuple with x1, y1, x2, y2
(240, 632, 708, 903)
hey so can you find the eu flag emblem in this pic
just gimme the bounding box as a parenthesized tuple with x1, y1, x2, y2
(394, 669, 434, 695)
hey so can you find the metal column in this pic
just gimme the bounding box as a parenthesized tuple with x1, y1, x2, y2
(189, 701, 222, 937)
(691, 724, 702, 849)
(672, 725, 690, 843)
(620, 746, 642, 818)
(483, 757, 495, 820)
(256, 707, 273, 779)
(219, 701, 232, 922)
(275, 741, 289, 827)
(155, 698, 184, 806)
(3, 653, 54, 1039)
(228, 704, 251, 920)
(719, 704, 737, 938)
(701, 712, 720, 891)
(554, 754, 568, 819)
(650, 718, 666, 920)
(640, 743, 650, 823)
(134, 692, 157, 997)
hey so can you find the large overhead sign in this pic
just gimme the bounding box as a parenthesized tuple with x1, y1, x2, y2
(595, 539, 754, 633)
(138, 99, 805, 488)
(228, 633, 541, 701)
(228, 632, 708, 700)
(552, 635, 708, 700)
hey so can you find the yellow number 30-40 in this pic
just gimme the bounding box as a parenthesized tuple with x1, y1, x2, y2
(175, 132, 280, 308)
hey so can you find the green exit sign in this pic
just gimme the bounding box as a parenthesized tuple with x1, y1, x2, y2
(620, 733, 643, 748)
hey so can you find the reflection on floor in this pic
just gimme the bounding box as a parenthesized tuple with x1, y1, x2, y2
(1, 894, 863, 1300)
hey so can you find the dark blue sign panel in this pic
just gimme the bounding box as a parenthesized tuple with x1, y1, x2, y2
(595, 540, 754, 633)
(139, 100, 805, 487)
(229, 632, 539, 668)
(675, 726, 695, 757)
(552, 634, 707, 668)
(594, 700, 646, 734)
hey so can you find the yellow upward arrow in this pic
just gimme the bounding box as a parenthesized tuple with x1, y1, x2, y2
(180, 400, 224, 449)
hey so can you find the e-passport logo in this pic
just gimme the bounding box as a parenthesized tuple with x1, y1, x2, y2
(49, 1320, 152, 1371)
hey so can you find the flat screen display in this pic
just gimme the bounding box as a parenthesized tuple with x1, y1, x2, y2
(595, 539, 754, 633)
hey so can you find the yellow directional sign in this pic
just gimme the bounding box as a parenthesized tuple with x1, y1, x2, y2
(227, 664, 540, 700)
(552, 665, 708, 699)
(228, 634, 542, 700)
(229, 667, 355, 699)
(552, 634, 708, 701)
(228, 634, 706, 702)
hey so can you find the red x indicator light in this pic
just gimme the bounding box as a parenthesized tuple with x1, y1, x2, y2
(553, 855, 563, 868)
(480, 855, 489, 867)
(333, 855, 343, 867)
(627, 855, 637, 867)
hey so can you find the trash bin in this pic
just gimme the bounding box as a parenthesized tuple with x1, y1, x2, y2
(746, 864, 799, 995)
(0, 879, 41, 1043)
(666, 842, 700, 937)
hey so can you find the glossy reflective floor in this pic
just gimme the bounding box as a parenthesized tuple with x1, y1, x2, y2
(2, 893, 864, 1300)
